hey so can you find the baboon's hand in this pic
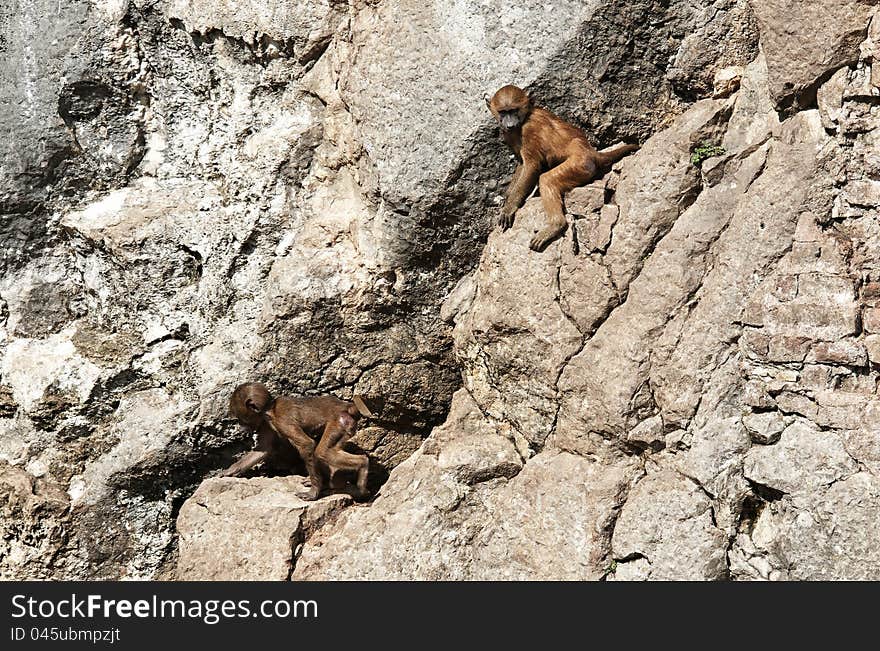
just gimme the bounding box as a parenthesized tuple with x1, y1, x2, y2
(299, 487, 321, 502)
(530, 225, 566, 252)
(498, 207, 515, 230)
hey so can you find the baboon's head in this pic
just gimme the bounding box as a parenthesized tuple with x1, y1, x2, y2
(487, 85, 532, 131)
(229, 382, 271, 428)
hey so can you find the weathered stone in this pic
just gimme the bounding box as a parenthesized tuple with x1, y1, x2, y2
(678, 417, 751, 496)
(775, 392, 819, 419)
(847, 179, 880, 207)
(454, 203, 584, 445)
(1, 333, 102, 416)
(665, 428, 691, 450)
(735, 473, 880, 579)
(753, 0, 877, 109)
(712, 66, 745, 97)
(176, 476, 352, 580)
(566, 184, 606, 216)
(649, 114, 823, 427)
(799, 365, 836, 391)
(742, 381, 776, 409)
(865, 334, 880, 363)
(807, 340, 868, 366)
(766, 302, 859, 340)
(844, 428, 880, 476)
(742, 411, 786, 444)
(767, 335, 811, 363)
(841, 101, 880, 134)
(864, 13, 880, 62)
(0, 462, 70, 580)
(864, 307, 880, 333)
(666, 0, 758, 98)
(864, 282, 880, 304)
(611, 470, 727, 581)
(813, 390, 880, 430)
(582, 204, 619, 252)
(741, 329, 770, 358)
(625, 415, 665, 450)
(723, 53, 780, 153)
(296, 442, 636, 580)
(440, 273, 476, 324)
(744, 420, 857, 494)
(845, 65, 878, 100)
(817, 67, 851, 129)
(168, 0, 346, 64)
(772, 274, 798, 301)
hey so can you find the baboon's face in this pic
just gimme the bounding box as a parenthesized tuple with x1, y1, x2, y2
(487, 85, 532, 131)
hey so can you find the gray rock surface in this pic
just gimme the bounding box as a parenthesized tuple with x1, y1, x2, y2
(3, 0, 878, 580)
(0, 461, 69, 580)
(610, 470, 727, 581)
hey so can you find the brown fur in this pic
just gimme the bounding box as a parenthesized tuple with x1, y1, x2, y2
(487, 84, 637, 251)
(222, 382, 370, 501)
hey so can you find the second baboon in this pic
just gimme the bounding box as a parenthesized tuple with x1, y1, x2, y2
(222, 382, 371, 501)
(487, 84, 638, 251)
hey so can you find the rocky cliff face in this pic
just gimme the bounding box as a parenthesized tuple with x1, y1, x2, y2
(1, 0, 876, 580)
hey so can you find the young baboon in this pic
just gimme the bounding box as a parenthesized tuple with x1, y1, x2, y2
(222, 382, 372, 501)
(487, 84, 638, 251)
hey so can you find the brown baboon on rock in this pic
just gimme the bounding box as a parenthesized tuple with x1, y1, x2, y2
(222, 382, 372, 501)
(487, 84, 637, 251)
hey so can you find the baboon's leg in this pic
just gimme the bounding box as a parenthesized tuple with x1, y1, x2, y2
(219, 451, 268, 477)
(315, 414, 370, 499)
(272, 418, 323, 500)
(320, 447, 370, 499)
(532, 157, 596, 251)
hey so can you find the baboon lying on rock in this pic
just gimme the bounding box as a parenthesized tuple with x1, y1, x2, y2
(221, 382, 372, 501)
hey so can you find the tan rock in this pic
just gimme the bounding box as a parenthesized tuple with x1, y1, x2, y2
(743, 411, 786, 444)
(611, 470, 727, 581)
(865, 334, 880, 363)
(807, 340, 868, 366)
(817, 67, 851, 129)
(176, 476, 352, 580)
(712, 66, 745, 97)
(846, 179, 880, 207)
(753, 0, 876, 108)
(865, 307, 880, 333)
(744, 420, 857, 494)
(0, 462, 70, 580)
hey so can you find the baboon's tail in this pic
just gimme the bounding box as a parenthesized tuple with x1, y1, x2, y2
(595, 142, 638, 168)
(352, 395, 374, 418)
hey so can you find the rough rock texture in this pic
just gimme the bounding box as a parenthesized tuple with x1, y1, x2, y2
(176, 476, 351, 580)
(295, 390, 637, 580)
(753, 0, 878, 110)
(293, 6, 880, 580)
(3, 0, 876, 581)
(0, 461, 70, 580)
